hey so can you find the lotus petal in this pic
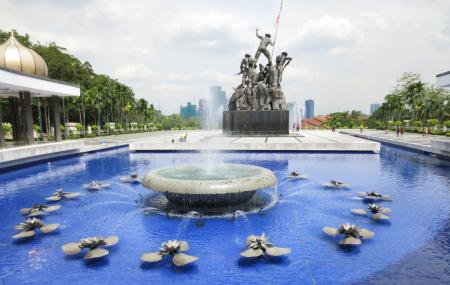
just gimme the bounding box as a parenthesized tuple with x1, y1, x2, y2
(246, 235, 258, 245)
(84, 248, 109, 260)
(265, 246, 291, 256)
(46, 196, 61, 201)
(339, 236, 362, 245)
(172, 253, 198, 266)
(14, 224, 24, 230)
(65, 192, 81, 199)
(179, 241, 189, 251)
(141, 252, 163, 263)
(104, 236, 119, 246)
(359, 229, 375, 239)
(45, 205, 61, 212)
(351, 209, 368, 215)
(13, 230, 36, 239)
(28, 211, 43, 217)
(379, 207, 391, 213)
(40, 223, 60, 233)
(240, 248, 264, 258)
(372, 213, 390, 220)
(289, 175, 308, 179)
(323, 227, 338, 237)
(20, 208, 31, 214)
(356, 192, 367, 198)
(382, 195, 392, 201)
(62, 243, 82, 255)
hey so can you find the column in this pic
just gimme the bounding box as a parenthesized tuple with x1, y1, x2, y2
(51, 96, 62, 142)
(9, 97, 21, 142)
(0, 101, 4, 147)
(20, 91, 34, 145)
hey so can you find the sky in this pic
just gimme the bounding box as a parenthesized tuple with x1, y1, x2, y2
(1, 0, 450, 115)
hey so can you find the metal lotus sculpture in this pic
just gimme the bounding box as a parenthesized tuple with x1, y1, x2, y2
(141, 240, 198, 266)
(120, 173, 140, 184)
(357, 191, 391, 201)
(288, 171, 307, 179)
(62, 236, 119, 260)
(20, 204, 61, 217)
(13, 218, 60, 239)
(46, 188, 80, 202)
(351, 203, 391, 220)
(322, 180, 350, 189)
(82, 181, 111, 191)
(240, 233, 291, 258)
(323, 223, 374, 245)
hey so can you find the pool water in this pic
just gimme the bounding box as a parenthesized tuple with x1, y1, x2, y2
(0, 146, 449, 285)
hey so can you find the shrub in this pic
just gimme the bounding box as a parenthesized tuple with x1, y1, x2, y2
(427, 119, 438, 127)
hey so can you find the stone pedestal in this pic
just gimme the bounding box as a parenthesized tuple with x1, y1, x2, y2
(223, 110, 289, 135)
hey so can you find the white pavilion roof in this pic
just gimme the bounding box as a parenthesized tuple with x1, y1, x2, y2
(0, 67, 79, 97)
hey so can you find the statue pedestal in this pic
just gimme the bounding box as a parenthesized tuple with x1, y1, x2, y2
(223, 110, 289, 135)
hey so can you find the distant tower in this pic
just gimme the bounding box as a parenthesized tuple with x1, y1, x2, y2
(208, 86, 227, 129)
(370, 103, 380, 115)
(305, 99, 314, 119)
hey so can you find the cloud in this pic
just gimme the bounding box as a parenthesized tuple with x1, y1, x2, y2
(293, 15, 361, 55)
(168, 12, 249, 54)
(114, 64, 153, 80)
(284, 67, 319, 83)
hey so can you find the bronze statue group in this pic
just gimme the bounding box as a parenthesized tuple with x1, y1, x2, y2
(229, 28, 292, 111)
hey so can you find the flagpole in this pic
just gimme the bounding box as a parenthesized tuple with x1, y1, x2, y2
(271, 0, 284, 58)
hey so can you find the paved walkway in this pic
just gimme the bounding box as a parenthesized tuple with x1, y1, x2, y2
(341, 130, 450, 157)
(129, 130, 380, 152)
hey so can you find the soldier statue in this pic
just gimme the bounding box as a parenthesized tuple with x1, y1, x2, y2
(229, 30, 291, 112)
(237, 54, 252, 87)
(275, 52, 292, 87)
(254, 28, 275, 64)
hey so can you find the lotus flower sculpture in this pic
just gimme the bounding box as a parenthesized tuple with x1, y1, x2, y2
(357, 191, 391, 201)
(13, 218, 60, 239)
(119, 173, 140, 184)
(141, 240, 198, 266)
(240, 233, 291, 258)
(322, 180, 350, 189)
(288, 171, 308, 179)
(82, 181, 111, 191)
(323, 223, 374, 245)
(62, 236, 119, 260)
(46, 188, 80, 202)
(20, 204, 61, 217)
(351, 203, 391, 220)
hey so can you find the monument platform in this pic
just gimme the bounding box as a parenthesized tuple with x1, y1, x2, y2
(130, 130, 380, 153)
(223, 110, 289, 135)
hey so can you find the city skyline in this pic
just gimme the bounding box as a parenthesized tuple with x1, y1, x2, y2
(2, 0, 449, 115)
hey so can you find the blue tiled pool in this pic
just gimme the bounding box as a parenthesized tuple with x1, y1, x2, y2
(0, 146, 448, 285)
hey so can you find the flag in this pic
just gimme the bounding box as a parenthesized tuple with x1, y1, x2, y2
(275, 0, 284, 26)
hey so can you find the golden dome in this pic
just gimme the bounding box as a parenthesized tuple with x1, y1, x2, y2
(0, 32, 48, 77)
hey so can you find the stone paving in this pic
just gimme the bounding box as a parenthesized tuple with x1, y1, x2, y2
(129, 130, 380, 152)
(0, 130, 384, 170)
(341, 129, 450, 157)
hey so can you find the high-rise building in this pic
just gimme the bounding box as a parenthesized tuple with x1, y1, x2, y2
(305, 99, 314, 119)
(208, 86, 227, 129)
(180, 102, 199, 119)
(370, 103, 380, 115)
(287, 102, 300, 127)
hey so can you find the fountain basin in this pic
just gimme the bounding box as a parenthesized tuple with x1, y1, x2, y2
(142, 163, 277, 207)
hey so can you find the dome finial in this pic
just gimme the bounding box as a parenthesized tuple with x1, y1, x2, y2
(0, 31, 48, 77)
